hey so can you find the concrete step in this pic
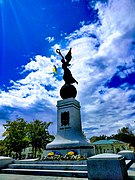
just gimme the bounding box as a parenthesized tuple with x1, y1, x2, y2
(14, 160, 87, 165)
(0, 168, 88, 178)
(128, 162, 135, 178)
(8, 164, 87, 171)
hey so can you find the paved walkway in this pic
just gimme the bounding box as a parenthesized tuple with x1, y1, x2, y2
(0, 174, 87, 180)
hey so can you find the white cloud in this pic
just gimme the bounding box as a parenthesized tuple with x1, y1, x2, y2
(45, 36, 55, 43)
(64, 0, 135, 138)
(0, 54, 61, 138)
(0, 54, 63, 113)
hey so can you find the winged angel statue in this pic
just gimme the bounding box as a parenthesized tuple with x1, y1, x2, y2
(56, 48, 78, 84)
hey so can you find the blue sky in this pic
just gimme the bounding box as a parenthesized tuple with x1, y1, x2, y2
(0, 0, 135, 140)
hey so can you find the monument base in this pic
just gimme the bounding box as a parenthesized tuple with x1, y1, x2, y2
(46, 133, 94, 157)
(46, 98, 94, 157)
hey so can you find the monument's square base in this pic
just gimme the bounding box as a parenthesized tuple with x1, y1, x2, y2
(46, 134, 94, 157)
(46, 98, 94, 157)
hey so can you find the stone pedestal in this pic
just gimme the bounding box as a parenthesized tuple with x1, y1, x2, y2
(0, 156, 13, 169)
(118, 150, 135, 161)
(46, 98, 94, 157)
(87, 153, 128, 180)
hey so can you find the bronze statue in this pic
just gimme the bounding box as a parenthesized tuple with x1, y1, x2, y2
(56, 48, 78, 85)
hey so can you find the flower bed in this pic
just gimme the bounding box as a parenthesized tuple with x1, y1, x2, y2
(42, 151, 86, 161)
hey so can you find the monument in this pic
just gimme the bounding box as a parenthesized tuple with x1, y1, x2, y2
(46, 48, 94, 157)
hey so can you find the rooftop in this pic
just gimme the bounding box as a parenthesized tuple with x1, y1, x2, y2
(92, 139, 126, 145)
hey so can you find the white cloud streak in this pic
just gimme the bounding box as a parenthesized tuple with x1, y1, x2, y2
(45, 36, 55, 43)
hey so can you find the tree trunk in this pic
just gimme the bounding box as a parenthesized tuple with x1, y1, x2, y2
(9, 150, 12, 157)
(19, 151, 22, 160)
(16, 152, 18, 159)
(34, 147, 37, 158)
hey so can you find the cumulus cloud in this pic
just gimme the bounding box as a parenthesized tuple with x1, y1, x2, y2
(0, 0, 135, 140)
(0, 54, 62, 135)
(0, 55, 62, 106)
(64, 0, 135, 137)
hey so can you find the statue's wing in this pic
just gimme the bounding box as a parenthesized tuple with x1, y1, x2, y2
(65, 48, 72, 63)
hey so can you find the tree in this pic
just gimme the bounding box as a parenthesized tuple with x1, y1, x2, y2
(0, 140, 7, 156)
(27, 120, 54, 158)
(117, 127, 133, 135)
(90, 135, 107, 143)
(112, 127, 135, 147)
(90, 127, 135, 147)
(3, 118, 29, 159)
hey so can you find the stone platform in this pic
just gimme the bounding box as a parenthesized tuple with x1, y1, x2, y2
(0, 160, 88, 178)
(0, 158, 135, 179)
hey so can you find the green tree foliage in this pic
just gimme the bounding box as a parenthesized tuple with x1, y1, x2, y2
(27, 120, 54, 158)
(117, 127, 133, 135)
(90, 127, 135, 147)
(2, 118, 54, 159)
(3, 118, 29, 159)
(111, 127, 135, 147)
(0, 140, 8, 156)
(90, 135, 107, 143)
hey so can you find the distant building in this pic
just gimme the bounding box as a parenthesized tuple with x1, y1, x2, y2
(91, 139, 129, 154)
(11, 147, 43, 160)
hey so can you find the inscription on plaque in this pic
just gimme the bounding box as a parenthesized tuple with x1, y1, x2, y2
(61, 111, 70, 126)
